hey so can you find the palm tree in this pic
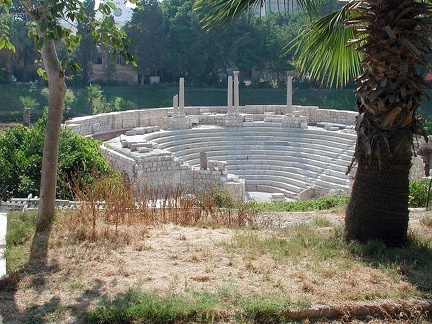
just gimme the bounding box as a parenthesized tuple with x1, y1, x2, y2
(85, 84, 103, 115)
(196, 0, 432, 245)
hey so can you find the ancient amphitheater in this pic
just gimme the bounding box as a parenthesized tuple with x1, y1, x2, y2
(66, 80, 425, 202)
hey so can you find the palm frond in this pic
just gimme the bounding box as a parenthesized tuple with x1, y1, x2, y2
(289, 5, 362, 88)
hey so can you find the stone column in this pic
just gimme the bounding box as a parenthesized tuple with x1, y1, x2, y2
(179, 77, 185, 117)
(286, 75, 293, 115)
(233, 71, 240, 115)
(227, 76, 233, 115)
(173, 94, 179, 117)
(200, 151, 208, 170)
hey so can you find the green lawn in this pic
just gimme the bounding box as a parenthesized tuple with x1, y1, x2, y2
(2, 82, 432, 123)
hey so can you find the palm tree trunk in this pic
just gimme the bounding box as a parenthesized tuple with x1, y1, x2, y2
(344, 0, 432, 245)
(345, 133, 412, 244)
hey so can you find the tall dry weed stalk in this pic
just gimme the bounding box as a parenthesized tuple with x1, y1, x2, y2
(58, 171, 256, 245)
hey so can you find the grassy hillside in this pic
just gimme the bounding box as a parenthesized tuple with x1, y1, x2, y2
(1, 82, 432, 124)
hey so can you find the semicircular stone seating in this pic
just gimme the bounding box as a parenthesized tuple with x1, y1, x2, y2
(140, 123, 357, 199)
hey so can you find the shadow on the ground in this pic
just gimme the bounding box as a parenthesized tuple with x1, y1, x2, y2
(349, 234, 432, 297)
(0, 224, 110, 323)
(0, 271, 106, 323)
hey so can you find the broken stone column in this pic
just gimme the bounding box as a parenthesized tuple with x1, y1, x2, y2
(233, 71, 240, 115)
(179, 77, 185, 117)
(286, 75, 293, 115)
(173, 94, 179, 117)
(200, 152, 208, 170)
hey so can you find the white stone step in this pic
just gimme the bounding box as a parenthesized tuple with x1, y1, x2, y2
(246, 178, 304, 194)
(245, 184, 297, 199)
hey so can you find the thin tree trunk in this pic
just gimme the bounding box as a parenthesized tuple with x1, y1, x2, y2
(36, 38, 66, 233)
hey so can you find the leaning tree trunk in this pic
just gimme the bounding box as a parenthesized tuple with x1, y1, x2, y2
(345, 0, 432, 245)
(36, 37, 66, 233)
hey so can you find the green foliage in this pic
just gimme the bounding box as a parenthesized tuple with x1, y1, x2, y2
(213, 187, 235, 208)
(0, 123, 43, 199)
(19, 96, 39, 109)
(124, 0, 169, 78)
(238, 295, 291, 323)
(84, 289, 222, 323)
(253, 179, 432, 212)
(64, 89, 75, 110)
(421, 116, 432, 135)
(408, 178, 431, 208)
(93, 95, 123, 114)
(0, 12, 15, 51)
(84, 83, 124, 114)
(290, 7, 361, 88)
(255, 194, 349, 212)
(0, 114, 109, 200)
(6, 210, 36, 246)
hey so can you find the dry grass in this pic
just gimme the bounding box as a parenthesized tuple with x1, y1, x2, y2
(62, 172, 256, 246)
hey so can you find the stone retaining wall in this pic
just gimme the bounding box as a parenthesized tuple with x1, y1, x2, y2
(100, 141, 246, 202)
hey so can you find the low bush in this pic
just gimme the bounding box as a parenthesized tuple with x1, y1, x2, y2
(0, 113, 109, 201)
(409, 178, 432, 208)
(255, 194, 349, 212)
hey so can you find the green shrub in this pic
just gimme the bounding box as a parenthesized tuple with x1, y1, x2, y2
(0, 113, 109, 200)
(213, 187, 235, 208)
(255, 194, 349, 212)
(408, 178, 431, 208)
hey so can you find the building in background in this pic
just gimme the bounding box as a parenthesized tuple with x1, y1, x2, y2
(95, 0, 135, 27)
(254, 0, 299, 16)
(92, 0, 137, 84)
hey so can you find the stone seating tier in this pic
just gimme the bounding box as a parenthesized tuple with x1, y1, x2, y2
(144, 127, 356, 146)
(147, 130, 355, 150)
(166, 146, 352, 167)
(131, 125, 357, 198)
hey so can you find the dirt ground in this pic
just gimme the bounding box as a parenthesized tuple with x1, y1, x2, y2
(0, 209, 431, 323)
